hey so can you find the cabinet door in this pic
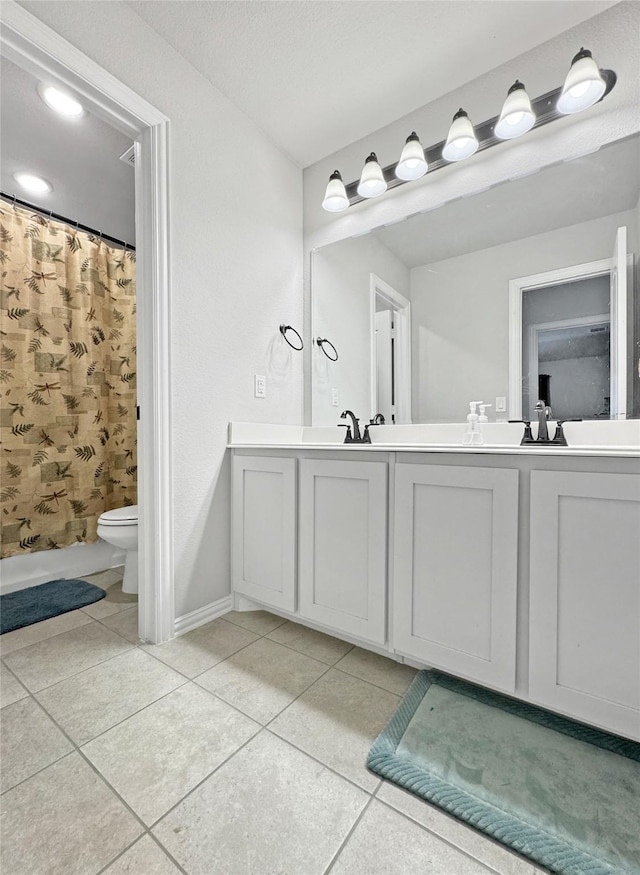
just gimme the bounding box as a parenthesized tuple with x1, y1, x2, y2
(299, 458, 387, 644)
(393, 464, 519, 693)
(232, 455, 296, 612)
(529, 471, 640, 740)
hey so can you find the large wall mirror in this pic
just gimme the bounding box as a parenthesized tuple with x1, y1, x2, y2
(311, 134, 639, 425)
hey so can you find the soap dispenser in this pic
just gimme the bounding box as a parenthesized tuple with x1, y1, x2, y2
(463, 401, 484, 446)
(478, 403, 492, 423)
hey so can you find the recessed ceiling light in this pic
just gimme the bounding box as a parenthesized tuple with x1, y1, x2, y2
(38, 83, 84, 118)
(13, 172, 53, 195)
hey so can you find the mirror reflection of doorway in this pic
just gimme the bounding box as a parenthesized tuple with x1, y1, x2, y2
(370, 274, 412, 423)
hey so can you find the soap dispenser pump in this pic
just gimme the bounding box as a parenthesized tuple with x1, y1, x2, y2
(463, 401, 484, 446)
(478, 403, 492, 423)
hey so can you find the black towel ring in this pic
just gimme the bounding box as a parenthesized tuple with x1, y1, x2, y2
(316, 337, 339, 362)
(279, 324, 304, 351)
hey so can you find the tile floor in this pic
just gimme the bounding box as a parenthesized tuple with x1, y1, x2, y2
(0, 570, 549, 875)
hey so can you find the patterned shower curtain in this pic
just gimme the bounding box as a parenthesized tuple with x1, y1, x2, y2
(0, 200, 137, 558)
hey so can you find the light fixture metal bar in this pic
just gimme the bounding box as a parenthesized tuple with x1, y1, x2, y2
(343, 70, 616, 206)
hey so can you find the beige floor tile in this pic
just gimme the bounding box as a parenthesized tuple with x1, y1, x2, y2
(142, 617, 259, 678)
(1, 697, 73, 792)
(0, 663, 29, 708)
(83, 683, 259, 825)
(81, 579, 137, 619)
(103, 835, 181, 874)
(267, 620, 354, 665)
(270, 668, 399, 792)
(36, 649, 186, 745)
(224, 608, 288, 636)
(3, 622, 133, 692)
(0, 609, 92, 656)
(335, 647, 417, 695)
(196, 637, 328, 724)
(377, 782, 536, 874)
(331, 799, 492, 874)
(154, 730, 367, 875)
(83, 569, 124, 589)
(0, 752, 143, 875)
(100, 606, 140, 644)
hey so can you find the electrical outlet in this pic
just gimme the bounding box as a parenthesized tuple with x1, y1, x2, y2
(254, 374, 266, 398)
(495, 396, 507, 412)
(331, 388, 339, 407)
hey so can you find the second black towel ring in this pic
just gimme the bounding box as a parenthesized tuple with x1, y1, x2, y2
(316, 337, 339, 362)
(279, 324, 304, 351)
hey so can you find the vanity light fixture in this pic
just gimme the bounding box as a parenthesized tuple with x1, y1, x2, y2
(38, 83, 84, 118)
(322, 49, 616, 212)
(322, 170, 349, 212)
(395, 132, 428, 180)
(442, 109, 479, 162)
(357, 153, 387, 198)
(556, 48, 607, 115)
(495, 81, 536, 139)
(13, 172, 52, 195)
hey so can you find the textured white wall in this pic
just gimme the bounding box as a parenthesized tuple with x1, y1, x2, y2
(312, 235, 409, 425)
(19, 1, 303, 617)
(302, 2, 640, 421)
(410, 209, 637, 422)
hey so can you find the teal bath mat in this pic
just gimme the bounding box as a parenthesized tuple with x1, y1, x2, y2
(367, 671, 640, 875)
(0, 579, 105, 634)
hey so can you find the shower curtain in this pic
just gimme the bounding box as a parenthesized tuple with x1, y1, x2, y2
(0, 201, 137, 558)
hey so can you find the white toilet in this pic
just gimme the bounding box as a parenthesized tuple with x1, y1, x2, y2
(97, 505, 138, 594)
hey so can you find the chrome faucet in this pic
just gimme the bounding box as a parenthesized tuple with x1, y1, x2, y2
(339, 410, 362, 442)
(534, 400, 551, 441)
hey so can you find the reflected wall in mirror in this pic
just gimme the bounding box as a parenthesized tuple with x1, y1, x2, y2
(311, 134, 640, 426)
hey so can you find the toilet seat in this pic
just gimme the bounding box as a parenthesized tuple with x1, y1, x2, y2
(98, 505, 138, 526)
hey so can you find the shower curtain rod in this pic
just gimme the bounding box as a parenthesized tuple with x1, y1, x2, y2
(0, 191, 136, 251)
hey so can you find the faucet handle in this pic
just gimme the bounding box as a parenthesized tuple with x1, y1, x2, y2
(338, 423, 353, 443)
(509, 420, 534, 444)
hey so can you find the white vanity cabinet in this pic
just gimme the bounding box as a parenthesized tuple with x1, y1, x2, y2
(298, 458, 388, 645)
(529, 471, 640, 740)
(392, 463, 520, 693)
(232, 455, 297, 612)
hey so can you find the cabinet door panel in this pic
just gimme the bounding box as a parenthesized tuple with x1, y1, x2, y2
(530, 471, 640, 739)
(299, 459, 387, 644)
(394, 464, 519, 692)
(232, 456, 296, 611)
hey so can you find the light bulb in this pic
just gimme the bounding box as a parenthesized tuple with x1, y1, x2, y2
(557, 49, 606, 114)
(442, 109, 478, 162)
(322, 170, 349, 212)
(357, 153, 387, 198)
(13, 172, 52, 195)
(395, 132, 428, 181)
(38, 83, 84, 118)
(495, 81, 536, 140)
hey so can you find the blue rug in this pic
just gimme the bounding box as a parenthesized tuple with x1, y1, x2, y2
(367, 670, 640, 875)
(0, 579, 106, 634)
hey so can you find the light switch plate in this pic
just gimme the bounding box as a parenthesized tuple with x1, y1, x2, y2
(331, 388, 339, 407)
(495, 396, 507, 412)
(254, 374, 266, 398)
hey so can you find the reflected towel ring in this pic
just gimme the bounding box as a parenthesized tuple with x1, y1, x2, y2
(316, 337, 339, 362)
(279, 324, 304, 351)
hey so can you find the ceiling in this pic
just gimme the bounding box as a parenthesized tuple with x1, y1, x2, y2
(0, 57, 136, 243)
(371, 134, 640, 268)
(127, 0, 617, 168)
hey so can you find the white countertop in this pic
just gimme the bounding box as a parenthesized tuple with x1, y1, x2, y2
(228, 422, 640, 459)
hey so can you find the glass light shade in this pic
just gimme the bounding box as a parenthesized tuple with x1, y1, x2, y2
(13, 172, 52, 194)
(557, 49, 606, 114)
(495, 82, 536, 139)
(357, 152, 387, 198)
(442, 109, 478, 162)
(38, 83, 84, 118)
(322, 170, 349, 212)
(395, 132, 428, 181)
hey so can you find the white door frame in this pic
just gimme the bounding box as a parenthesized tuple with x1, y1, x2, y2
(508, 258, 611, 420)
(1, 2, 174, 643)
(369, 274, 412, 423)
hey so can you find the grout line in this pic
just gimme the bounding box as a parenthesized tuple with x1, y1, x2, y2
(0, 613, 96, 657)
(323, 793, 376, 875)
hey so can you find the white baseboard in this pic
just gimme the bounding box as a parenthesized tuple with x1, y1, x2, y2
(174, 595, 233, 637)
(1, 542, 126, 595)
